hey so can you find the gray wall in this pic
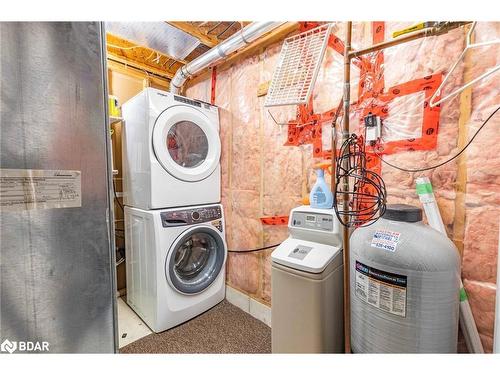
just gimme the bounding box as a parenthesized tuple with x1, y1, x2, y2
(0, 22, 117, 353)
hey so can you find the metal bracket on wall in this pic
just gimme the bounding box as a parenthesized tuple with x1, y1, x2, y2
(260, 216, 289, 225)
(211, 66, 217, 105)
(264, 23, 333, 107)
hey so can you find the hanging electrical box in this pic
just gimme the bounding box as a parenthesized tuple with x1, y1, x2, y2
(364, 112, 382, 144)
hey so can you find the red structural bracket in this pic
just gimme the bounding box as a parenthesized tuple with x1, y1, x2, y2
(260, 216, 289, 225)
(267, 22, 443, 225)
(283, 96, 328, 158)
(284, 22, 365, 158)
(285, 21, 442, 160)
(364, 73, 442, 155)
(210, 66, 217, 105)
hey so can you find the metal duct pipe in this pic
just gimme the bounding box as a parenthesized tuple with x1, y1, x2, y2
(170, 22, 285, 94)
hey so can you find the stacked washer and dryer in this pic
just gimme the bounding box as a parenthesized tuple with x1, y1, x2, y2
(121, 88, 227, 333)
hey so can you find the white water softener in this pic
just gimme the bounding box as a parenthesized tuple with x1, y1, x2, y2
(350, 204, 460, 353)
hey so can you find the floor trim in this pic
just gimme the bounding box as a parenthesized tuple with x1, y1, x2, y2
(225, 285, 271, 327)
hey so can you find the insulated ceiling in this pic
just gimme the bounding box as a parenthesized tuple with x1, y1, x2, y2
(105, 22, 200, 60)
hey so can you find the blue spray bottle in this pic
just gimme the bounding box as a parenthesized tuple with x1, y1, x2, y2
(310, 163, 334, 209)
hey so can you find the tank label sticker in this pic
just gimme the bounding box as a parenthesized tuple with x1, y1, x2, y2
(355, 260, 407, 317)
(288, 245, 313, 260)
(371, 230, 401, 252)
(0, 169, 81, 211)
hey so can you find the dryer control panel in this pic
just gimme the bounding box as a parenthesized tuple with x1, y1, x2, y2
(161, 205, 222, 227)
(173, 94, 217, 111)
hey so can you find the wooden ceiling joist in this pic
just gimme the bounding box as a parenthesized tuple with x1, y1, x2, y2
(166, 22, 219, 48)
(107, 60, 170, 88)
(106, 22, 299, 91)
(107, 52, 174, 80)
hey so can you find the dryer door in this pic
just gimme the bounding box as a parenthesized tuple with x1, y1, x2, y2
(166, 226, 226, 294)
(152, 105, 220, 182)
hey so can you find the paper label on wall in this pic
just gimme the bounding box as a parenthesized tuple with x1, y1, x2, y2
(355, 260, 407, 317)
(0, 169, 81, 211)
(371, 230, 401, 252)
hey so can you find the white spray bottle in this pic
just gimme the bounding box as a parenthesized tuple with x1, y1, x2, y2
(310, 163, 333, 209)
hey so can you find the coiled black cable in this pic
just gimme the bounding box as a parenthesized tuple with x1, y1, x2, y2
(333, 134, 387, 227)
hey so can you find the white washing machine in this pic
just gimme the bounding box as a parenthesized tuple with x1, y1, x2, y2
(122, 88, 221, 210)
(124, 203, 227, 333)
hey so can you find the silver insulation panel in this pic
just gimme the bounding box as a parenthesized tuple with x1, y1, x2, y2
(0, 22, 117, 353)
(106, 22, 200, 60)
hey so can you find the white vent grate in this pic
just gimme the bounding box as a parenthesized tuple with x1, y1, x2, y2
(264, 24, 333, 108)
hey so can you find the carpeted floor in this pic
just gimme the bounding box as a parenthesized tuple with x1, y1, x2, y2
(120, 300, 271, 354)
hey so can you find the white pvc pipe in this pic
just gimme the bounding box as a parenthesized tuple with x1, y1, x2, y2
(170, 22, 285, 94)
(416, 177, 484, 353)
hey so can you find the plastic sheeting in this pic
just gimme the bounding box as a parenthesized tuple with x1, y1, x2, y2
(186, 22, 500, 351)
(106, 22, 199, 60)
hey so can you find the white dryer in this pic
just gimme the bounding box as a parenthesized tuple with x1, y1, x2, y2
(122, 88, 221, 210)
(124, 204, 226, 332)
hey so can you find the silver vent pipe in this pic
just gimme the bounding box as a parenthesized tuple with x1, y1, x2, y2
(170, 22, 285, 94)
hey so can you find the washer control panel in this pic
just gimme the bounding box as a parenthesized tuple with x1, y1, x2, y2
(161, 205, 222, 227)
(290, 211, 334, 232)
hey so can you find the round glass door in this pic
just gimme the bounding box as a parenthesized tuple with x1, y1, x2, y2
(167, 121, 209, 168)
(153, 106, 221, 182)
(167, 227, 225, 294)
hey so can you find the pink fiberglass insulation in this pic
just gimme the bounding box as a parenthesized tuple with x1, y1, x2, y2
(185, 21, 500, 352)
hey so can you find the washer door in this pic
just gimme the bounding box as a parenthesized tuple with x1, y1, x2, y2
(166, 226, 226, 294)
(152, 105, 221, 182)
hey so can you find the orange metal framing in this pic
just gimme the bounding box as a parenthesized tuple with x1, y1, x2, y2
(284, 21, 442, 160)
(261, 21, 443, 226)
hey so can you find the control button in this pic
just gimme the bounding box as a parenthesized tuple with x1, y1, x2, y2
(191, 211, 200, 220)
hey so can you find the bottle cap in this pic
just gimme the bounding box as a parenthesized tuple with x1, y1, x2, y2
(383, 204, 423, 223)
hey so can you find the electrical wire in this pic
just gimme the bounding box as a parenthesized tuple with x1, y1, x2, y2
(333, 133, 387, 228)
(207, 22, 223, 35)
(145, 50, 156, 61)
(374, 105, 500, 173)
(112, 180, 124, 213)
(217, 22, 236, 38)
(227, 243, 281, 253)
(116, 257, 125, 266)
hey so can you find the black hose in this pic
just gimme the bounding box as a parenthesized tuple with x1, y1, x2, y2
(227, 243, 281, 253)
